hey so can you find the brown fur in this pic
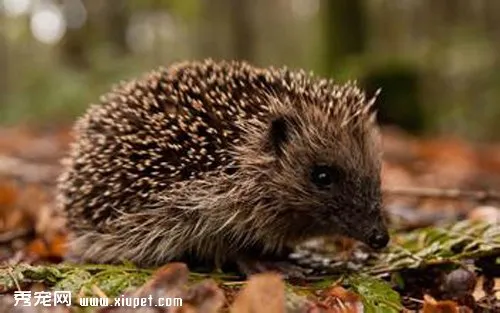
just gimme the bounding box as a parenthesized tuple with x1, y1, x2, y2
(57, 59, 387, 268)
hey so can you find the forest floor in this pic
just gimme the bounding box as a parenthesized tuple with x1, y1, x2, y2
(0, 125, 499, 312)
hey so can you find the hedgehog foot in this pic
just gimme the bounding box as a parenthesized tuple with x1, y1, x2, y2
(236, 258, 314, 281)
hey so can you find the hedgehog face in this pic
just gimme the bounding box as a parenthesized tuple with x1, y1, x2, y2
(260, 107, 389, 250)
(306, 161, 389, 250)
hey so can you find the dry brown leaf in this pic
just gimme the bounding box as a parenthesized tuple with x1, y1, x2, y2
(468, 206, 500, 224)
(0, 181, 17, 207)
(132, 262, 189, 300)
(316, 286, 363, 313)
(422, 294, 460, 313)
(177, 280, 225, 313)
(473, 276, 500, 300)
(415, 138, 477, 186)
(24, 233, 65, 259)
(0, 180, 24, 232)
(230, 273, 285, 313)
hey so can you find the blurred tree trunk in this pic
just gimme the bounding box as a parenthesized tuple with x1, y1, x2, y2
(322, 0, 366, 73)
(60, 0, 130, 69)
(229, 0, 255, 62)
(485, 0, 500, 68)
(0, 17, 7, 107)
(101, 0, 129, 57)
(59, 25, 92, 69)
(198, 0, 255, 61)
(197, 0, 232, 59)
(59, 0, 95, 69)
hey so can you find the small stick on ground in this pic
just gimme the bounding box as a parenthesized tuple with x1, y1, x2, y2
(383, 186, 500, 203)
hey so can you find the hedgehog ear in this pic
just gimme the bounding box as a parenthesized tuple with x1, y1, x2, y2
(266, 115, 291, 156)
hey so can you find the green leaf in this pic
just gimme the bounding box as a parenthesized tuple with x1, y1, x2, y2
(368, 220, 500, 274)
(345, 275, 402, 313)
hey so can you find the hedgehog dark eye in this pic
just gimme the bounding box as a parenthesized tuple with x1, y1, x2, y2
(311, 165, 338, 188)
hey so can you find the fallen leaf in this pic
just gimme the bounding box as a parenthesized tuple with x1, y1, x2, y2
(178, 280, 225, 313)
(320, 286, 363, 313)
(230, 273, 285, 313)
(422, 294, 459, 313)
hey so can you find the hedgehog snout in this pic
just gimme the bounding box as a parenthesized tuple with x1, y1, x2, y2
(366, 225, 390, 250)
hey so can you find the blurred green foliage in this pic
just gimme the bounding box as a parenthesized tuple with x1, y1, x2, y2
(1, 0, 500, 140)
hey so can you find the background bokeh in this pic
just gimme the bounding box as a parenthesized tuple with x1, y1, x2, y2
(1, 0, 500, 140)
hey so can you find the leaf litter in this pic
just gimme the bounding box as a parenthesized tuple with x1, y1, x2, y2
(0, 126, 499, 312)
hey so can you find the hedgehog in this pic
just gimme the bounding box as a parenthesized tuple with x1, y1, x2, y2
(57, 59, 389, 277)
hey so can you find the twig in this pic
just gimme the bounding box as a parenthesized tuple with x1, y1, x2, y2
(383, 186, 500, 203)
(404, 296, 424, 304)
(91, 284, 108, 298)
(7, 267, 21, 291)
